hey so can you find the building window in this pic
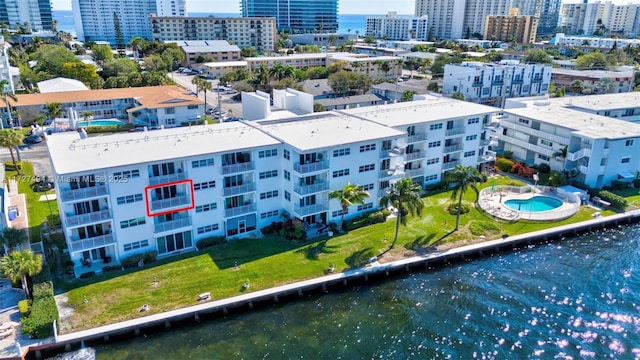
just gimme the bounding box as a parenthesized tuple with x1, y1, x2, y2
(379, 180, 390, 189)
(360, 144, 376, 152)
(259, 190, 279, 199)
(192, 158, 215, 168)
(465, 134, 477, 141)
(626, 140, 634, 146)
(165, 107, 175, 114)
(113, 170, 140, 180)
(425, 174, 438, 182)
(464, 151, 476, 157)
(284, 191, 290, 201)
(123, 239, 149, 252)
(333, 169, 350, 178)
(283, 149, 290, 160)
(359, 164, 375, 173)
(259, 170, 278, 179)
(518, 118, 530, 125)
(260, 210, 279, 219)
(194, 181, 216, 190)
(195, 203, 217, 212)
(357, 203, 374, 211)
(538, 154, 550, 161)
(426, 158, 439, 165)
(467, 118, 479, 124)
(333, 148, 351, 157)
(429, 123, 443, 130)
(540, 140, 553, 147)
(428, 141, 441, 148)
(197, 223, 219, 234)
(363, 183, 374, 191)
(187, 105, 198, 110)
(622, 157, 630, 163)
(120, 217, 146, 229)
(117, 193, 143, 205)
(258, 149, 278, 158)
(284, 170, 290, 181)
(332, 209, 347, 218)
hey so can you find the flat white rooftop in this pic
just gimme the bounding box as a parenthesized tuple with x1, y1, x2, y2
(47, 123, 280, 175)
(342, 98, 495, 127)
(548, 92, 640, 112)
(254, 112, 405, 152)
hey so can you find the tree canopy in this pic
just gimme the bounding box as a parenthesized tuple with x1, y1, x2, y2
(328, 71, 372, 96)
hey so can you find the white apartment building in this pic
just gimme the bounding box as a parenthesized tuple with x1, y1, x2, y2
(149, 16, 277, 52)
(552, 33, 640, 49)
(442, 61, 552, 107)
(415, 0, 509, 39)
(47, 97, 497, 277)
(72, 0, 186, 44)
(365, 12, 429, 41)
(165, 40, 241, 67)
(0, 0, 53, 31)
(561, 1, 640, 37)
(498, 94, 640, 188)
(463, 0, 510, 37)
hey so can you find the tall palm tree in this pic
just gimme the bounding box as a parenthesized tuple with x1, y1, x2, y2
(0, 249, 43, 299)
(553, 145, 568, 170)
(43, 102, 62, 132)
(445, 165, 481, 231)
(329, 183, 371, 231)
(0, 80, 17, 130)
(253, 64, 270, 89)
(379, 178, 424, 249)
(379, 61, 392, 78)
(199, 80, 212, 120)
(0, 129, 24, 174)
(81, 110, 93, 128)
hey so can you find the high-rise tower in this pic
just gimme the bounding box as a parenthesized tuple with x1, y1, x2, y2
(241, 0, 338, 33)
(0, 0, 53, 31)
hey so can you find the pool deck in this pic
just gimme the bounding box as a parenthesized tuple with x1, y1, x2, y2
(480, 187, 579, 221)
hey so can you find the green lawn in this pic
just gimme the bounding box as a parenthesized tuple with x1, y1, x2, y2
(5, 162, 59, 243)
(57, 175, 606, 332)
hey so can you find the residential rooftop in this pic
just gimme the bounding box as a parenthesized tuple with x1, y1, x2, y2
(166, 40, 241, 53)
(551, 68, 635, 79)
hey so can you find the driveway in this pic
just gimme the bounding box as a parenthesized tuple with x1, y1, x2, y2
(0, 142, 52, 178)
(0, 279, 25, 359)
(170, 71, 244, 118)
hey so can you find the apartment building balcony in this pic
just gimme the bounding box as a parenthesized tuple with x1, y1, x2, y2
(532, 77, 543, 83)
(579, 165, 589, 175)
(225, 204, 256, 218)
(405, 151, 425, 161)
(294, 203, 329, 217)
(479, 151, 497, 162)
(506, 122, 567, 145)
(60, 184, 108, 202)
(222, 162, 255, 175)
(444, 144, 463, 153)
(223, 182, 256, 197)
(68, 234, 115, 253)
(380, 147, 404, 158)
(500, 136, 554, 157)
(405, 168, 424, 177)
(567, 148, 591, 161)
(445, 128, 465, 137)
(149, 171, 187, 186)
(154, 216, 192, 234)
(293, 161, 329, 174)
(512, 78, 524, 84)
(294, 181, 329, 196)
(442, 160, 460, 170)
(65, 209, 111, 227)
(379, 167, 404, 178)
(471, 81, 483, 87)
(492, 80, 504, 85)
(150, 194, 191, 211)
(406, 134, 426, 143)
(481, 139, 498, 147)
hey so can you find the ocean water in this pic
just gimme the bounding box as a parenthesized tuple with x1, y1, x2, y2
(48, 224, 640, 359)
(52, 11, 408, 39)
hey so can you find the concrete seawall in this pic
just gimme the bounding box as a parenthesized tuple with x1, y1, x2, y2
(27, 211, 640, 359)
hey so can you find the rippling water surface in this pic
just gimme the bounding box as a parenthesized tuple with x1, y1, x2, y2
(52, 225, 640, 359)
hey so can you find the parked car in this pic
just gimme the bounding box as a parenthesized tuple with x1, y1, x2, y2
(24, 134, 43, 144)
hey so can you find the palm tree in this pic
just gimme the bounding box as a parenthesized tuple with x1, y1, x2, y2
(0, 249, 43, 299)
(379, 60, 392, 78)
(379, 178, 424, 249)
(445, 165, 481, 231)
(199, 80, 213, 120)
(81, 110, 93, 128)
(328, 183, 371, 230)
(253, 64, 270, 89)
(0, 129, 24, 174)
(553, 145, 568, 170)
(43, 102, 62, 132)
(0, 80, 17, 130)
(0, 227, 27, 252)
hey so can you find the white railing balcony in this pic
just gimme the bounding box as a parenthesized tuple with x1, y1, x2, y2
(405, 168, 424, 177)
(407, 133, 426, 143)
(293, 161, 329, 174)
(405, 151, 425, 161)
(294, 203, 329, 217)
(294, 181, 329, 195)
(68, 234, 116, 253)
(480, 151, 497, 162)
(579, 165, 589, 175)
(567, 148, 591, 162)
(442, 161, 460, 170)
(150, 194, 191, 211)
(154, 217, 192, 233)
(481, 139, 498, 146)
(60, 184, 108, 202)
(223, 182, 256, 196)
(444, 144, 463, 153)
(445, 128, 465, 137)
(65, 209, 111, 227)
(225, 204, 256, 218)
(222, 162, 255, 175)
(149, 171, 186, 186)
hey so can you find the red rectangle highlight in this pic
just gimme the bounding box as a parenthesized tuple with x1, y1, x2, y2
(144, 179, 195, 217)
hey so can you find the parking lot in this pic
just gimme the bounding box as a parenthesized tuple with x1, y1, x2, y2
(170, 71, 244, 118)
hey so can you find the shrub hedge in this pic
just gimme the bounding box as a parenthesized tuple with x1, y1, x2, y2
(18, 299, 31, 317)
(611, 180, 628, 191)
(496, 158, 515, 172)
(196, 236, 226, 250)
(21, 281, 59, 339)
(633, 179, 640, 188)
(345, 209, 388, 231)
(120, 251, 158, 269)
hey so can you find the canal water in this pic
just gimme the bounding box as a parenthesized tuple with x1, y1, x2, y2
(50, 224, 640, 359)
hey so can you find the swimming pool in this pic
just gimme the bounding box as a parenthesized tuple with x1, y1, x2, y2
(77, 120, 126, 127)
(504, 196, 563, 212)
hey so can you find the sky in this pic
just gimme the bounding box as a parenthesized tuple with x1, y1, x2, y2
(51, 0, 415, 14)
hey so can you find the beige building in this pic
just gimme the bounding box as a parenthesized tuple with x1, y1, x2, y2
(484, 8, 539, 44)
(166, 40, 241, 67)
(149, 15, 277, 52)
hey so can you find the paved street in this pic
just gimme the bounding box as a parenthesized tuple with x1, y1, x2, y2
(0, 142, 52, 177)
(170, 71, 244, 118)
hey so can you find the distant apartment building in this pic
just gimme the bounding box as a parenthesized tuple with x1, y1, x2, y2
(551, 67, 636, 95)
(512, 0, 563, 36)
(464, 0, 510, 37)
(498, 93, 640, 188)
(166, 40, 241, 67)
(0, 0, 53, 31)
(561, 1, 640, 37)
(47, 96, 497, 276)
(365, 12, 429, 41)
(442, 61, 552, 107)
(240, 0, 338, 33)
(484, 8, 539, 44)
(552, 33, 640, 49)
(0, 36, 14, 126)
(72, 0, 186, 44)
(289, 33, 357, 47)
(149, 16, 276, 52)
(415, 0, 510, 39)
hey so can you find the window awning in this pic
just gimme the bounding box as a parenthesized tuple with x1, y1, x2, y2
(618, 172, 635, 179)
